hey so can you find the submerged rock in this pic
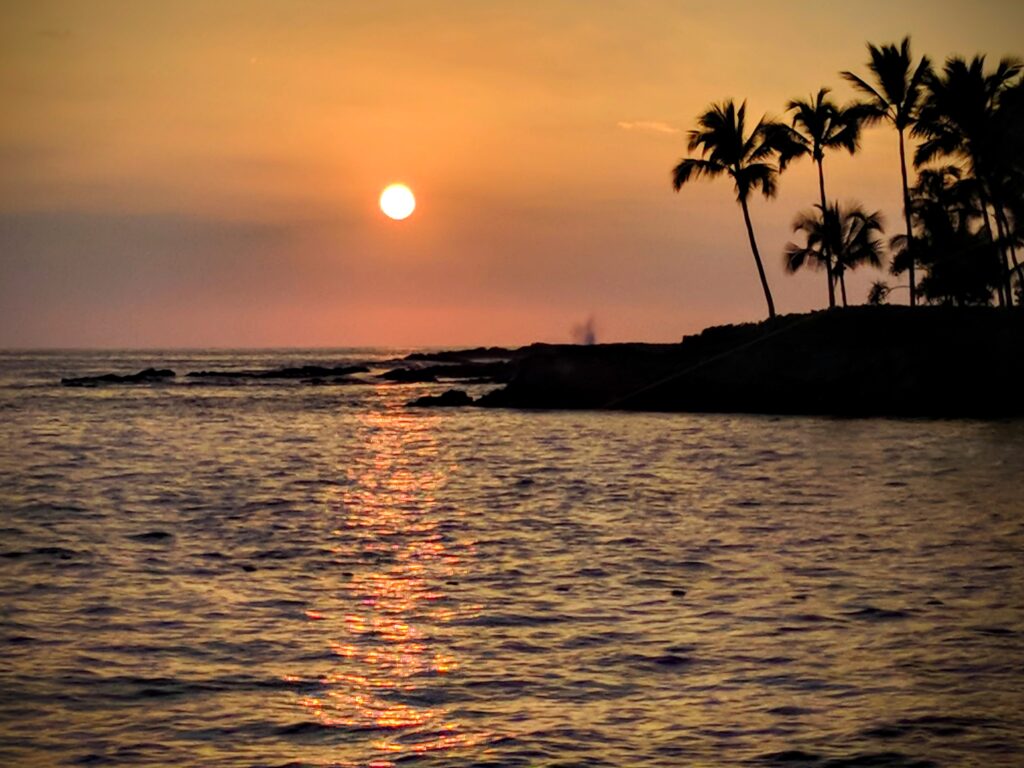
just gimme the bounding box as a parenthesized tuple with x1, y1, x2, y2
(186, 365, 369, 381)
(407, 389, 474, 408)
(61, 368, 175, 387)
(258, 364, 369, 379)
(381, 360, 513, 384)
(380, 367, 439, 383)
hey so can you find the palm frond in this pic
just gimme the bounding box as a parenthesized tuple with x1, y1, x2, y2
(783, 243, 821, 273)
(672, 157, 726, 190)
(737, 162, 778, 200)
(840, 70, 889, 113)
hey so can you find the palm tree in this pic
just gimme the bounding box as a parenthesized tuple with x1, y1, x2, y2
(890, 167, 999, 305)
(842, 37, 931, 305)
(672, 100, 788, 319)
(784, 206, 832, 300)
(833, 206, 887, 305)
(996, 80, 1024, 295)
(784, 202, 885, 307)
(914, 55, 1023, 306)
(776, 88, 870, 307)
(867, 280, 892, 305)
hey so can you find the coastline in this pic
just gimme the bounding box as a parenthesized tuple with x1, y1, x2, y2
(46, 306, 1024, 418)
(422, 306, 1024, 418)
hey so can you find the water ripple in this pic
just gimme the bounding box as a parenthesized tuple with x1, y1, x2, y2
(0, 352, 1022, 766)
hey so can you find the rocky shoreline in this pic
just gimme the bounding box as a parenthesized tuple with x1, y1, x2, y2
(58, 307, 1024, 417)
(418, 306, 1024, 418)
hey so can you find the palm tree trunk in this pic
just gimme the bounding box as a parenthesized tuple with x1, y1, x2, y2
(816, 160, 836, 309)
(739, 196, 776, 319)
(839, 272, 848, 307)
(980, 201, 1006, 308)
(994, 206, 1021, 306)
(898, 128, 917, 307)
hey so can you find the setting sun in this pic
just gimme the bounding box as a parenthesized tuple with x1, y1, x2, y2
(379, 184, 416, 220)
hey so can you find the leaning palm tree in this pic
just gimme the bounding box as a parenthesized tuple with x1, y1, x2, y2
(776, 88, 871, 307)
(672, 100, 788, 318)
(784, 202, 885, 307)
(842, 37, 931, 305)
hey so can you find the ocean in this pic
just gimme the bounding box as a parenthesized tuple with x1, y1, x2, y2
(1, 350, 1023, 767)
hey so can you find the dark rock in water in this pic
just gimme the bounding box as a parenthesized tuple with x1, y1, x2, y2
(430, 361, 513, 381)
(408, 389, 474, 408)
(403, 346, 516, 363)
(61, 368, 175, 387)
(382, 360, 513, 384)
(187, 365, 368, 381)
(185, 370, 241, 380)
(257, 364, 368, 380)
(476, 343, 680, 410)
(380, 367, 439, 383)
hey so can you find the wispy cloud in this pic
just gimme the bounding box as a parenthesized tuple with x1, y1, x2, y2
(617, 120, 680, 135)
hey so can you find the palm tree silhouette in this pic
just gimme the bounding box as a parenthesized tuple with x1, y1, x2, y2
(672, 100, 788, 319)
(914, 55, 1022, 306)
(995, 79, 1024, 295)
(776, 88, 871, 308)
(784, 202, 885, 307)
(891, 167, 1000, 305)
(842, 37, 931, 306)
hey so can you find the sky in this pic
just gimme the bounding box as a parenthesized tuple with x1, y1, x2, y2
(2, 0, 1022, 348)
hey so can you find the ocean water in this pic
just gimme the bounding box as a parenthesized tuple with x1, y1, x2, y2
(1, 350, 1023, 768)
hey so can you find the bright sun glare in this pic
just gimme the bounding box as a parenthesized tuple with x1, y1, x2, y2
(380, 184, 416, 220)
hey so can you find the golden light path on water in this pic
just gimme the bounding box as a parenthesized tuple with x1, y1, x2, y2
(1, 350, 1024, 767)
(295, 410, 490, 764)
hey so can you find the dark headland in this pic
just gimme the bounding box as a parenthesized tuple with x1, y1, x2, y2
(415, 306, 1024, 418)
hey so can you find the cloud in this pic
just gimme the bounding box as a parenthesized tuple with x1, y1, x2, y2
(616, 120, 680, 134)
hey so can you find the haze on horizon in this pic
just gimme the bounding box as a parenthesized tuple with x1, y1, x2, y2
(2, 0, 1021, 348)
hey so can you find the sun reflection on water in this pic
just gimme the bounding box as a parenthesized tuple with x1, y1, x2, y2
(296, 410, 488, 763)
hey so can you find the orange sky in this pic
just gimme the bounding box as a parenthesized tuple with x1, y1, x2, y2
(2, 1, 1022, 347)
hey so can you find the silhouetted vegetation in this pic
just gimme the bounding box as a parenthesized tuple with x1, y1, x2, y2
(673, 36, 1023, 312)
(912, 55, 1022, 305)
(842, 37, 931, 306)
(672, 100, 791, 318)
(785, 203, 885, 307)
(888, 167, 999, 305)
(776, 89, 871, 307)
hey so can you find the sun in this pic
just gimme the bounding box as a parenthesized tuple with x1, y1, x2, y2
(379, 183, 416, 220)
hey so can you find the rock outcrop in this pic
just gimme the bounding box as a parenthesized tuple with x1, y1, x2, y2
(407, 389, 475, 408)
(477, 307, 1024, 417)
(61, 368, 176, 387)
